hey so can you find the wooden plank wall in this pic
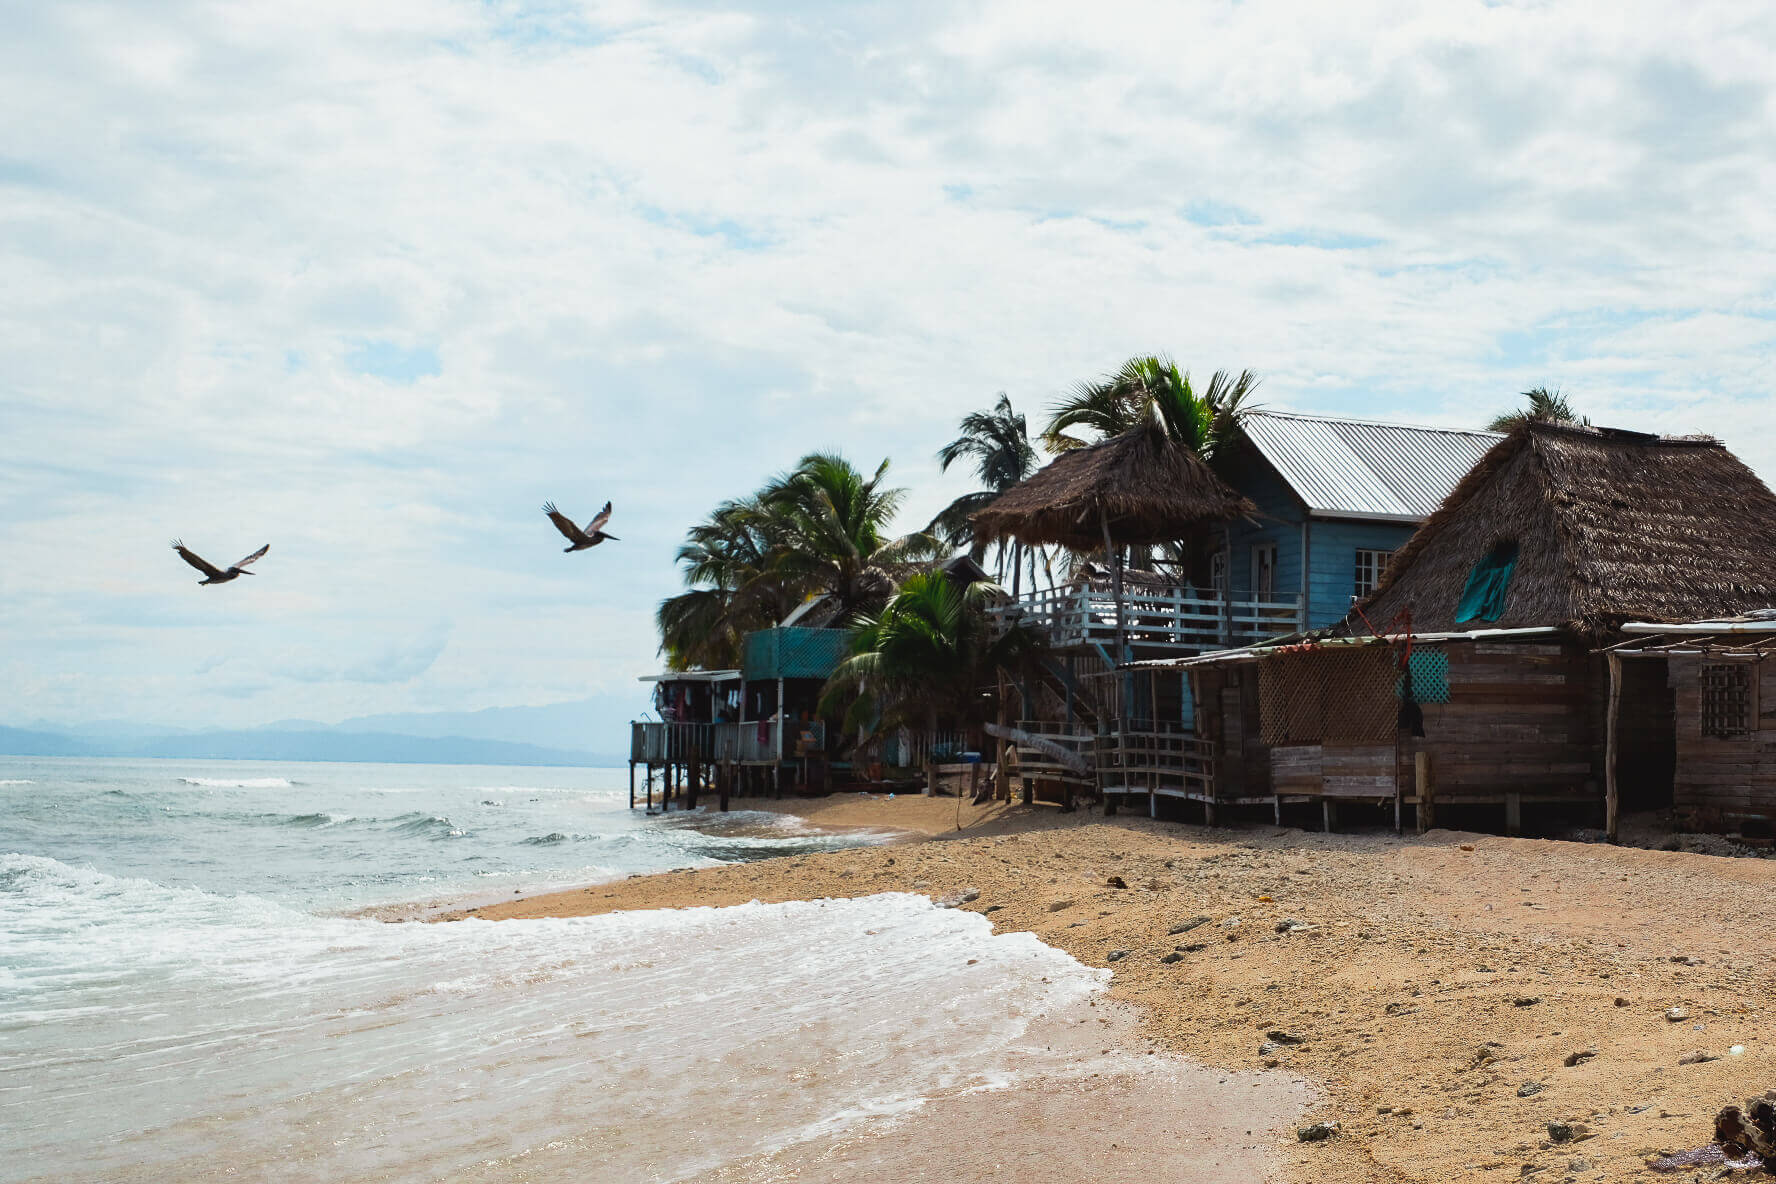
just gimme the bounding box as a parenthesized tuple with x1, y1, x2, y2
(1668, 655, 1776, 826)
(1400, 640, 1596, 800)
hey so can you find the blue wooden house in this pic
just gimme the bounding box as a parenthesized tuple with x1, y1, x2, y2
(1216, 411, 1500, 632)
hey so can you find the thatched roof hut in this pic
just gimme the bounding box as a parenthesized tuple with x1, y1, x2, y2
(970, 423, 1256, 550)
(1356, 421, 1776, 636)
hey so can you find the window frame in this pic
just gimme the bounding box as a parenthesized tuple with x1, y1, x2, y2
(1353, 547, 1394, 602)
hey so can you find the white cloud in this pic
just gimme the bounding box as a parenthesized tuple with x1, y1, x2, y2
(5, 0, 1776, 739)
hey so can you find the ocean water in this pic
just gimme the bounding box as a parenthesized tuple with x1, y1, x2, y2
(0, 757, 1149, 1183)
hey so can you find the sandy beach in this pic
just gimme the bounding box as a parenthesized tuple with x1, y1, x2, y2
(454, 795, 1776, 1183)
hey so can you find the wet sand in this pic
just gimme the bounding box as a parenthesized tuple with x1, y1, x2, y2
(459, 796, 1776, 1182)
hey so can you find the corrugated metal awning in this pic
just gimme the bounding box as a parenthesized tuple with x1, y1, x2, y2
(1240, 410, 1501, 521)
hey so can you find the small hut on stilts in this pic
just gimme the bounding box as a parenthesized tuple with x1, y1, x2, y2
(970, 422, 1257, 811)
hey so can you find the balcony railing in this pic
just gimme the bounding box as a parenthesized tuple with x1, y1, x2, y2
(988, 578, 1300, 653)
(630, 720, 826, 766)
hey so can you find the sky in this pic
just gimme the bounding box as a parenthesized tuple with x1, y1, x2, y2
(5, 0, 1776, 742)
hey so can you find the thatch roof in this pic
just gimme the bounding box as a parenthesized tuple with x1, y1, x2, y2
(1355, 421, 1776, 637)
(971, 424, 1257, 550)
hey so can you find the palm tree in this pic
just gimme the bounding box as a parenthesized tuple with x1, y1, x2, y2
(928, 393, 1040, 592)
(1487, 386, 1587, 432)
(760, 452, 945, 620)
(821, 571, 1042, 756)
(1040, 356, 1259, 581)
(1042, 355, 1260, 459)
(656, 496, 796, 671)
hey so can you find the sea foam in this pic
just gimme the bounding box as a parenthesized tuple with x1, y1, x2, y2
(1, 865, 1104, 1183)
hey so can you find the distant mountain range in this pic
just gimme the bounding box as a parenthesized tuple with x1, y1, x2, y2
(2, 696, 639, 767)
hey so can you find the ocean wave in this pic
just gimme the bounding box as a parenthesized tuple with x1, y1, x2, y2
(178, 776, 295, 789)
(277, 812, 355, 828)
(0, 779, 35, 786)
(522, 832, 570, 846)
(388, 812, 468, 839)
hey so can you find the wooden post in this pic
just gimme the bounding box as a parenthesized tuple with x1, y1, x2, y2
(1100, 507, 1127, 818)
(719, 761, 731, 812)
(645, 766, 653, 812)
(628, 761, 636, 810)
(687, 742, 700, 811)
(1606, 651, 1622, 843)
(775, 677, 786, 800)
(1322, 798, 1337, 833)
(1504, 792, 1522, 836)
(1415, 750, 1433, 834)
(995, 673, 1011, 802)
(1220, 526, 1234, 646)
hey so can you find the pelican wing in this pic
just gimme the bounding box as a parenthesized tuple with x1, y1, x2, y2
(585, 501, 613, 536)
(543, 502, 589, 544)
(171, 540, 225, 579)
(233, 544, 270, 569)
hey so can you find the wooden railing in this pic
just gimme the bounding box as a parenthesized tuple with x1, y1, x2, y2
(1096, 725, 1217, 802)
(988, 578, 1300, 652)
(630, 720, 825, 766)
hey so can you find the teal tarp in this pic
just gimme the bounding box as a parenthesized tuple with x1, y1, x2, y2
(1455, 541, 1519, 624)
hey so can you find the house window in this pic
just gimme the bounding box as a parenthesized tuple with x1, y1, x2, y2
(1701, 663, 1756, 739)
(1353, 548, 1393, 601)
(1210, 549, 1227, 592)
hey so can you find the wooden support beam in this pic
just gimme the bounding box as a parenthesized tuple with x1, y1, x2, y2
(1504, 792, 1522, 836)
(1606, 651, 1622, 843)
(1321, 799, 1337, 833)
(1415, 750, 1433, 834)
(628, 761, 636, 810)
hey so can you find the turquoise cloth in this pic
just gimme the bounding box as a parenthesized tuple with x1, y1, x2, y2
(1455, 541, 1519, 624)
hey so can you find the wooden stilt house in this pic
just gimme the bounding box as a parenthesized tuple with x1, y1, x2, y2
(1157, 421, 1776, 835)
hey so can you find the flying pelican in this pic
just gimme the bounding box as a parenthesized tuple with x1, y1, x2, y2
(543, 501, 619, 552)
(171, 540, 270, 585)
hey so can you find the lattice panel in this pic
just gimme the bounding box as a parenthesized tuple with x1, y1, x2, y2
(1701, 662, 1754, 739)
(742, 627, 853, 681)
(1259, 646, 1399, 746)
(1397, 649, 1450, 705)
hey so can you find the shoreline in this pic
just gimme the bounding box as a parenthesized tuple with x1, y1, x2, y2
(451, 795, 1776, 1182)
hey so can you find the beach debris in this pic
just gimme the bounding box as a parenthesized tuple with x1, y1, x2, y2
(1046, 898, 1073, 912)
(1614, 997, 1629, 1007)
(934, 888, 979, 908)
(1177, 942, 1209, 953)
(1460, 844, 1476, 851)
(1563, 1049, 1597, 1067)
(1266, 1029, 1305, 1045)
(542, 500, 618, 551)
(1513, 996, 1542, 1007)
(1160, 952, 1183, 964)
(1670, 955, 1705, 966)
(1275, 918, 1313, 934)
(1105, 875, 1127, 889)
(1546, 1120, 1590, 1143)
(1566, 1158, 1592, 1172)
(1106, 949, 1130, 962)
(1678, 1049, 1720, 1065)
(1470, 1044, 1502, 1069)
(1517, 1082, 1545, 1098)
(170, 540, 269, 585)
(1732, 1046, 1747, 1056)
(1715, 1094, 1776, 1168)
(1168, 915, 1211, 935)
(1296, 1121, 1339, 1142)
(1666, 1007, 1691, 1022)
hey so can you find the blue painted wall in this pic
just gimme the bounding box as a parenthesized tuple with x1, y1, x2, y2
(1302, 519, 1419, 627)
(1215, 444, 1421, 630)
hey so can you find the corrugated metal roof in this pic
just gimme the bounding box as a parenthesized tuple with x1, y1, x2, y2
(1240, 410, 1502, 521)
